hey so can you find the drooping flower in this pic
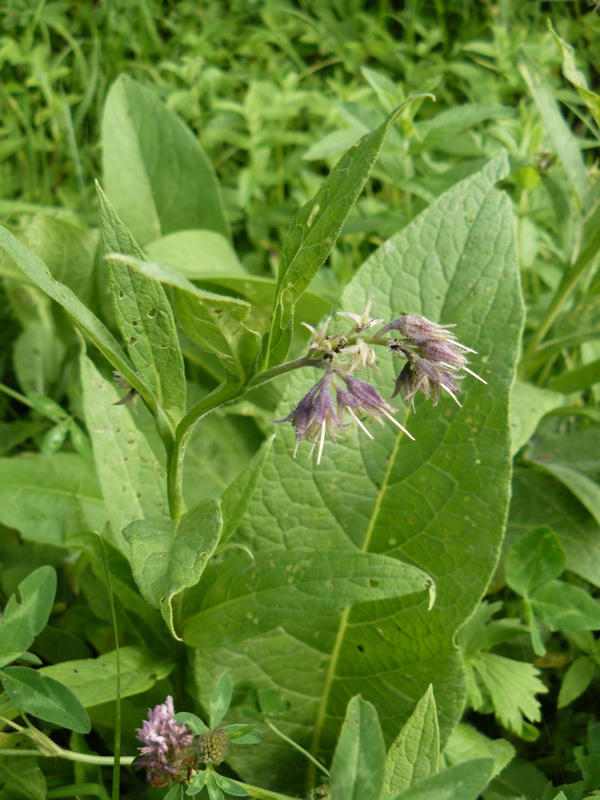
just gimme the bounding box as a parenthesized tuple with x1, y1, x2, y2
(379, 315, 486, 408)
(336, 374, 414, 441)
(135, 696, 194, 787)
(272, 373, 345, 464)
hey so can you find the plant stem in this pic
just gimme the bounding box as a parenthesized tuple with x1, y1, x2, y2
(0, 749, 135, 765)
(166, 357, 325, 518)
(265, 720, 330, 778)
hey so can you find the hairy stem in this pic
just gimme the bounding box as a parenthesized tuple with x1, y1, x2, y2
(167, 357, 325, 518)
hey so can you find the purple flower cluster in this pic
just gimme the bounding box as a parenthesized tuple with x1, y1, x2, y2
(382, 315, 486, 407)
(273, 306, 484, 463)
(135, 696, 194, 788)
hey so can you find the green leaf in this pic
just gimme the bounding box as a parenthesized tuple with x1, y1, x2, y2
(0, 666, 91, 733)
(386, 758, 494, 800)
(531, 580, 600, 631)
(80, 353, 168, 550)
(102, 75, 229, 246)
(40, 646, 173, 706)
(0, 454, 106, 547)
(212, 774, 248, 797)
(0, 566, 56, 668)
(549, 23, 600, 131)
(210, 673, 233, 727)
(186, 772, 207, 796)
(518, 49, 588, 206)
(123, 499, 223, 638)
(0, 758, 46, 800)
(265, 95, 433, 369)
(509, 468, 600, 588)
(505, 526, 566, 597)
(467, 652, 546, 735)
(509, 381, 563, 456)
(97, 185, 186, 428)
(182, 550, 431, 648)
(206, 772, 225, 800)
(220, 435, 274, 545)
(557, 655, 597, 708)
(223, 724, 261, 744)
(106, 253, 261, 384)
(382, 685, 439, 795)
(328, 695, 385, 800)
(0, 225, 152, 410)
(173, 712, 208, 735)
(191, 152, 521, 789)
(443, 723, 514, 779)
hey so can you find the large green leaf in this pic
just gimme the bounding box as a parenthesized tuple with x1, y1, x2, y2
(80, 354, 168, 550)
(328, 695, 385, 800)
(0, 567, 56, 668)
(123, 499, 223, 639)
(191, 152, 521, 794)
(0, 454, 106, 547)
(182, 550, 431, 647)
(0, 667, 91, 733)
(40, 646, 174, 706)
(97, 186, 186, 429)
(102, 75, 229, 246)
(265, 96, 432, 369)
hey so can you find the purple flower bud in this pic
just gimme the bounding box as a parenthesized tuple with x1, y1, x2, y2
(273, 374, 345, 464)
(135, 696, 194, 788)
(338, 374, 414, 441)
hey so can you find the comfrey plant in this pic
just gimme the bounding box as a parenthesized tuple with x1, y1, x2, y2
(0, 74, 520, 800)
(273, 301, 485, 464)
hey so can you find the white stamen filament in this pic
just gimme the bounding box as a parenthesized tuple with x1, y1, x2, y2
(381, 409, 416, 441)
(307, 442, 316, 461)
(454, 342, 477, 354)
(461, 365, 487, 384)
(316, 419, 327, 465)
(441, 384, 462, 406)
(347, 407, 374, 440)
(293, 440, 300, 459)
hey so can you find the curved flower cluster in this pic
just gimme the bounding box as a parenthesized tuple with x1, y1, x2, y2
(135, 696, 194, 787)
(274, 302, 485, 463)
(381, 315, 486, 407)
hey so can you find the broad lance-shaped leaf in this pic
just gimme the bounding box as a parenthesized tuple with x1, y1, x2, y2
(182, 550, 432, 647)
(97, 185, 186, 430)
(382, 686, 439, 796)
(0, 667, 91, 733)
(0, 226, 153, 409)
(102, 74, 229, 246)
(328, 695, 386, 800)
(107, 254, 261, 384)
(386, 758, 494, 800)
(190, 152, 521, 795)
(80, 353, 168, 552)
(0, 567, 56, 668)
(124, 499, 223, 639)
(265, 94, 433, 369)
